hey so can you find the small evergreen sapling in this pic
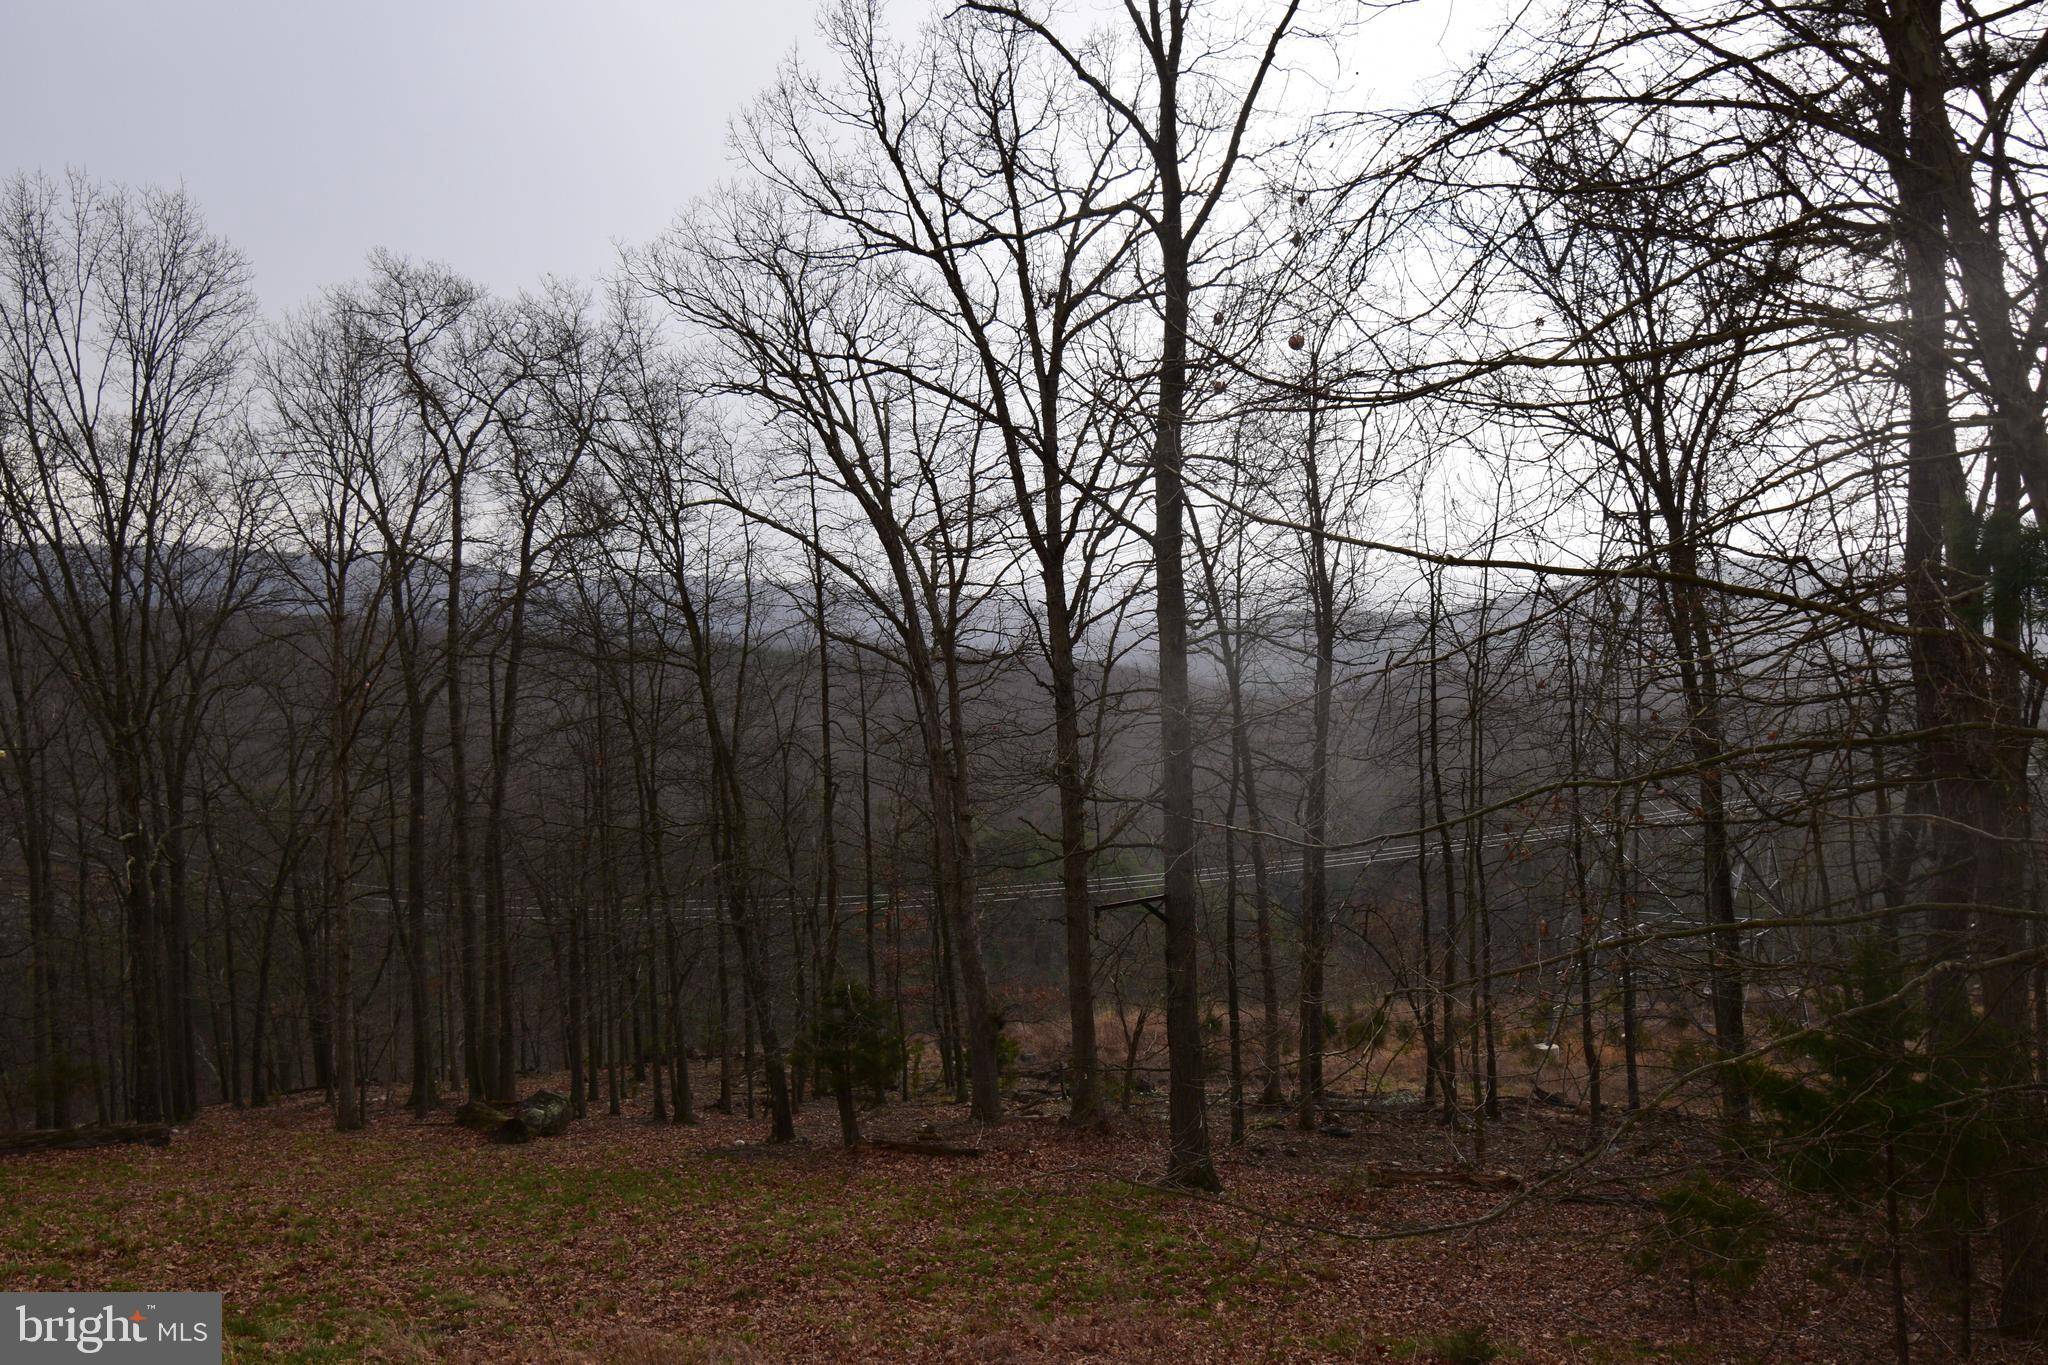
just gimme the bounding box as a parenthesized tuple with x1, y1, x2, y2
(1739, 937, 2024, 1359)
(1631, 1174, 1771, 1313)
(799, 980, 907, 1147)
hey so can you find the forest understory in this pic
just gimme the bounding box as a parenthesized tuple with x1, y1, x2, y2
(2, 1075, 2025, 1364)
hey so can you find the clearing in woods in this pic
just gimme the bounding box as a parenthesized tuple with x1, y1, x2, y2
(0, 1088, 1996, 1362)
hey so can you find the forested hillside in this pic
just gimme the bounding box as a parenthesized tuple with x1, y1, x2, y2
(3, 0, 2046, 1357)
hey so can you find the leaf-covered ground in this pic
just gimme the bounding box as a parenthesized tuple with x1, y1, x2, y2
(0, 1087, 2022, 1361)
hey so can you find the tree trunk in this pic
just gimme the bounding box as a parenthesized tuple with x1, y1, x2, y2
(1151, 132, 1219, 1191)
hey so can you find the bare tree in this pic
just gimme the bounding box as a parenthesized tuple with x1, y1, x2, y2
(0, 172, 254, 1124)
(968, 0, 1315, 1191)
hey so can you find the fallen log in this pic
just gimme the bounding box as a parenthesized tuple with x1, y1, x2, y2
(1360, 1162, 1522, 1191)
(864, 1138, 983, 1158)
(1560, 1191, 1658, 1211)
(1320, 1095, 1428, 1116)
(0, 1122, 174, 1156)
(456, 1100, 513, 1134)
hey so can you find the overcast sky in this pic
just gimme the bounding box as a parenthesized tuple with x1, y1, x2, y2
(2, 0, 1479, 314)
